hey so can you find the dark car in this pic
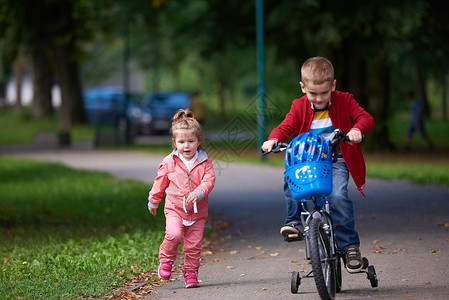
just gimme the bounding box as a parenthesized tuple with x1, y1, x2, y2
(82, 86, 142, 133)
(138, 91, 191, 134)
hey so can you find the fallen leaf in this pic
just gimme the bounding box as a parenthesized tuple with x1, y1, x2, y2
(425, 282, 431, 285)
(202, 250, 213, 256)
(262, 288, 268, 291)
(370, 248, 382, 253)
(240, 274, 246, 277)
(270, 253, 279, 257)
(430, 249, 440, 254)
(291, 260, 298, 263)
(230, 250, 240, 255)
(393, 248, 406, 254)
(444, 223, 449, 228)
(379, 245, 387, 249)
(402, 279, 409, 282)
(373, 240, 379, 244)
(213, 259, 220, 262)
(404, 295, 412, 298)
(226, 266, 235, 269)
(417, 236, 422, 240)
(445, 238, 449, 242)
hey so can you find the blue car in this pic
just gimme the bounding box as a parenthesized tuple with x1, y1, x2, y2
(139, 91, 191, 134)
(82, 86, 142, 133)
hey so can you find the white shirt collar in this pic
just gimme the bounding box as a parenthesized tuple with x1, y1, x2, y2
(179, 151, 198, 171)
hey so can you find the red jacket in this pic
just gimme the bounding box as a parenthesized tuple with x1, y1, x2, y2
(268, 91, 375, 194)
(148, 150, 215, 220)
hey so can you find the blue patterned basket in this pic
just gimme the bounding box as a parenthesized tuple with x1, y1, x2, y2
(284, 161, 332, 201)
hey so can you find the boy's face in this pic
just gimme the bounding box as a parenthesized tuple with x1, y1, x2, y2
(300, 80, 336, 109)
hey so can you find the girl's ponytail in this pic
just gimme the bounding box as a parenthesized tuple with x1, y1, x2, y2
(172, 109, 195, 125)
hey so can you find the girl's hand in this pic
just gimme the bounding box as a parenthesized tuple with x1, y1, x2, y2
(186, 192, 199, 203)
(148, 207, 157, 216)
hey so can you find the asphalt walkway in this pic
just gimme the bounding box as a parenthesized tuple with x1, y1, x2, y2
(3, 145, 449, 300)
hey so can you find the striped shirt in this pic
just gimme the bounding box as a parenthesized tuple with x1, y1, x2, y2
(309, 106, 334, 140)
(309, 103, 344, 161)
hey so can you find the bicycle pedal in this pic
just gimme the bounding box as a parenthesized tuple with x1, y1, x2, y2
(284, 233, 304, 242)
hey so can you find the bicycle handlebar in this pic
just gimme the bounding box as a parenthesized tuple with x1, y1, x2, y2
(260, 129, 365, 161)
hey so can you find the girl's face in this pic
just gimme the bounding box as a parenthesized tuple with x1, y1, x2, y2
(300, 80, 336, 109)
(174, 129, 200, 160)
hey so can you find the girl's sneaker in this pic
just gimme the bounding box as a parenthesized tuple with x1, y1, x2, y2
(184, 270, 199, 288)
(158, 262, 173, 280)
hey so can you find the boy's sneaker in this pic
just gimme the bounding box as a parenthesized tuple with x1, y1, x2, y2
(280, 222, 304, 241)
(345, 245, 363, 273)
(184, 270, 199, 288)
(158, 262, 173, 280)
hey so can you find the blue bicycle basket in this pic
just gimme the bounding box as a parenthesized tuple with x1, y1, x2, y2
(284, 133, 333, 200)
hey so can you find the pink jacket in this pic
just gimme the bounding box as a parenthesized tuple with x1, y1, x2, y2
(148, 150, 215, 221)
(268, 91, 375, 194)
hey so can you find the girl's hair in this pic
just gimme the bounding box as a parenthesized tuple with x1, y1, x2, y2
(301, 57, 334, 85)
(170, 108, 202, 148)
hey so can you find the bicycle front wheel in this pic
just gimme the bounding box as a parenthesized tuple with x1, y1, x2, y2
(309, 217, 336, 300)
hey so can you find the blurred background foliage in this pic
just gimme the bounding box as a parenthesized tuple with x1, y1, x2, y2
(0, 0, 448, 150)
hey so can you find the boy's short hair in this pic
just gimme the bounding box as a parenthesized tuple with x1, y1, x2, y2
(301, 57, 334, 85)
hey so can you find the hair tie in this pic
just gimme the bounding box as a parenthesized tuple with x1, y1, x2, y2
(179, 118, 194, 121)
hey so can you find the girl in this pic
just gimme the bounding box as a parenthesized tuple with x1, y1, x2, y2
(148, 109, 215, 288)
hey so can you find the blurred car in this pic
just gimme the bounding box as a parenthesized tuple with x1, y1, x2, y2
(82, 86, 142, 134)
(138, 91, 191, 134)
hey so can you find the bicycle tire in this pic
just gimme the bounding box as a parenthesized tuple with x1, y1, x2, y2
(309, 217, 336, 300)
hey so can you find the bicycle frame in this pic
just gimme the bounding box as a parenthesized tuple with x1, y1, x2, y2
(261, 129, 377, 298)
(300, 196, 338, 263)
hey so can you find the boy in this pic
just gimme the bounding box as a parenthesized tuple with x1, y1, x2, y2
(261, 57, 375, 272)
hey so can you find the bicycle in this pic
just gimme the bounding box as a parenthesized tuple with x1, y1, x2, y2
(262, 129, 378, 300)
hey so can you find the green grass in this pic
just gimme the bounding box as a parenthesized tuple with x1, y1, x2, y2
(0, 157, 164, 299)
(0, 108, 94, 145)
(364, 152, 449, 186)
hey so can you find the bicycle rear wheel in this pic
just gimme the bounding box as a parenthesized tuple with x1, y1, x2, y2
(309, 217, 336, 300)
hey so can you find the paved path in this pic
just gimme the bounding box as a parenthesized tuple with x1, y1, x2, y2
(4, 148, 449, 300)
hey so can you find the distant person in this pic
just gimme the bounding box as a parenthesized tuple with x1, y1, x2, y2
(147, 108, 215, 288)
(190, 92, 206, 125)
(261, 57, 375, 273)
(405, 92, 433, 151)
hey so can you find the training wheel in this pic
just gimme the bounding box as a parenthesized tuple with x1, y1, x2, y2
(366, 265, 378, 288)
(291, 271, 301, 293)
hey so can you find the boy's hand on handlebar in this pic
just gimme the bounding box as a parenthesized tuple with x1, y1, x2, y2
(261, 140, 278, 153)
(347, 129, 363, 145)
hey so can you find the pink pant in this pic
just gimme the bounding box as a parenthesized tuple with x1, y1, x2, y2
(159, 209, 206, 271)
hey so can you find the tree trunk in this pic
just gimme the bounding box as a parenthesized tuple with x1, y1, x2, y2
(53, 44, 84, 129)
(30, 49, 53, 118)
(217, 70, 226, 121)
(366, 56, 395, 151)
(13, 65, 23, 109)
(415, 63, 430, 118)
